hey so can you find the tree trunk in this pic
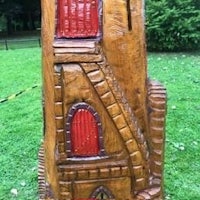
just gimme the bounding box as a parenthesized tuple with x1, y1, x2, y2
(6, 15, 13, 35)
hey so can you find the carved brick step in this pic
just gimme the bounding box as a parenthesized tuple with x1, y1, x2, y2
(53, 40, 97, 48)
(54, 102, 63, 116)
(148, 87, 166, 93)
(151, 177, 162, 186)
(53, 39, 100, 56)
(81, 62, 99, 73)
(151, 161, 162, 175)
(54, 53, 103, 63)
(94, 80, 109, 96)
(150, 126, 164, 131)
(107, 102, 122, 118)
(38, 144, 46, 200)
(148, 80, 166, 189)
(148, 80, 166, 88)
(98, 63, 149, 154)
(149, 94, 166, 102)
(133, 165, 146, 179)
(57, 129, 65, 143)
(135, 177, 146, 191)
(81, 61, 150, 191)
(54, 86, 62, 102)
(150, 117, 165, 127)
(136, 187, 161, 200)
(152, 172, 162, 179)
(113, 113, 127, 130)
(151, 138, 164, 150)
(58, 165, 130, 181)
(149, 109, 165, 118)
(151, 149, 162, 161)
(151, 116, 165, 122)
(55, 116, 64, 130)
(87, 69, 105, 84)
(149, 100, 166, 109)
(83, 62, 148, 157)
(149, 84, 166, 89)
(149, 127, 164, 139)
(54, 47, 98, 54)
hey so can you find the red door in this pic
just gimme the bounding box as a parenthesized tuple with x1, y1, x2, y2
(71, 108, 100, 156)
(57, 0, 99, 38)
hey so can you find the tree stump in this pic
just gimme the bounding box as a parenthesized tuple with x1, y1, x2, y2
(39, 0, 167, 199)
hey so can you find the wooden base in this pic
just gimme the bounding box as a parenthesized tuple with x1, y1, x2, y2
(38, 143, 163, 199)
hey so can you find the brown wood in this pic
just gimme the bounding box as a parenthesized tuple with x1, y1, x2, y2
(39, 0, 167, 199)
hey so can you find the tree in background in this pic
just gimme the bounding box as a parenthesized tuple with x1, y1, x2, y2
(0, 0, 21, 34)
(0, 0, 40, 34)
(0, 0, 199, 51)
(17, 0, 40, 31)
(146, 0, 200, 51)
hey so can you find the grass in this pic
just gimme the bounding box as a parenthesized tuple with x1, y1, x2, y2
(0, 47, 199, 199)
(0, 48, 42, 200)
(148, 52, 200, 199)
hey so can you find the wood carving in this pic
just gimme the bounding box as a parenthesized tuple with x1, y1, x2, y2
(39, 0, 167, 199)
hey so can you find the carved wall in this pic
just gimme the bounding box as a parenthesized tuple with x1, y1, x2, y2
(39, 0, 167, 199)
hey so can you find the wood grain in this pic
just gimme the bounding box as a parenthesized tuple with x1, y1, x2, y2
(40, 0, 167, 199)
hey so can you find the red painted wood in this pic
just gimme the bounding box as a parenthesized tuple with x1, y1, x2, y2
(57, 0, 99, 38)
(71, 108, 100, 156)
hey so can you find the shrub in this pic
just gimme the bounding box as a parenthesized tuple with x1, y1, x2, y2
(145, 0, 200, 51)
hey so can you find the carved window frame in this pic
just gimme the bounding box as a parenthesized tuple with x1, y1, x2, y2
(56, 0, 103, 39)
(66, 102, 105, 157)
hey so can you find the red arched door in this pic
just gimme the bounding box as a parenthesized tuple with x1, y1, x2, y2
(70, 108, 100, 156)
(57, 0, 99, 38)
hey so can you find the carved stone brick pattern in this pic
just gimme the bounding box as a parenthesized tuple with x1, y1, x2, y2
(40, 0, 167, 199)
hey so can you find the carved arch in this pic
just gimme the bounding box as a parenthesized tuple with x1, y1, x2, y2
(66, 102, 105, 157)
(90, 186, 115, 199)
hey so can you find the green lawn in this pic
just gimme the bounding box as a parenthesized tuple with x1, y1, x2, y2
(0, 48, 42, 200)
(148, 53, 200, 199)
(0, 48, 199, 199)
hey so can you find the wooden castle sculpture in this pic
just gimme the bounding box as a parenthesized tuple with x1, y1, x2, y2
(38, 0, 167, 199)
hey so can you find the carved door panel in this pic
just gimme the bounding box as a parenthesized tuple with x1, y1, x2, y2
(70, 107, 100, 156)
(57, 0, 99, 38)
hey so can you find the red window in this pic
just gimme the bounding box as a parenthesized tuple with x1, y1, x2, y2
(70, 108, 100, 156)
(57, 0, 99, 38)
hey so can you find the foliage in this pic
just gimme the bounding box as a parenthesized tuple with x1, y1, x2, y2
(146, 0, 200, 51)
(0, 0, 40, 34)
(0, 15, 6, 31)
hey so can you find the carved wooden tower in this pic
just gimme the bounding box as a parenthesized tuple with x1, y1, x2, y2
(38, 0, 167, 199)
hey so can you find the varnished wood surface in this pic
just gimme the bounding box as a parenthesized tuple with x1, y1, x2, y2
(40, 0, 167, 199)
(41, 0, 60, 198)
